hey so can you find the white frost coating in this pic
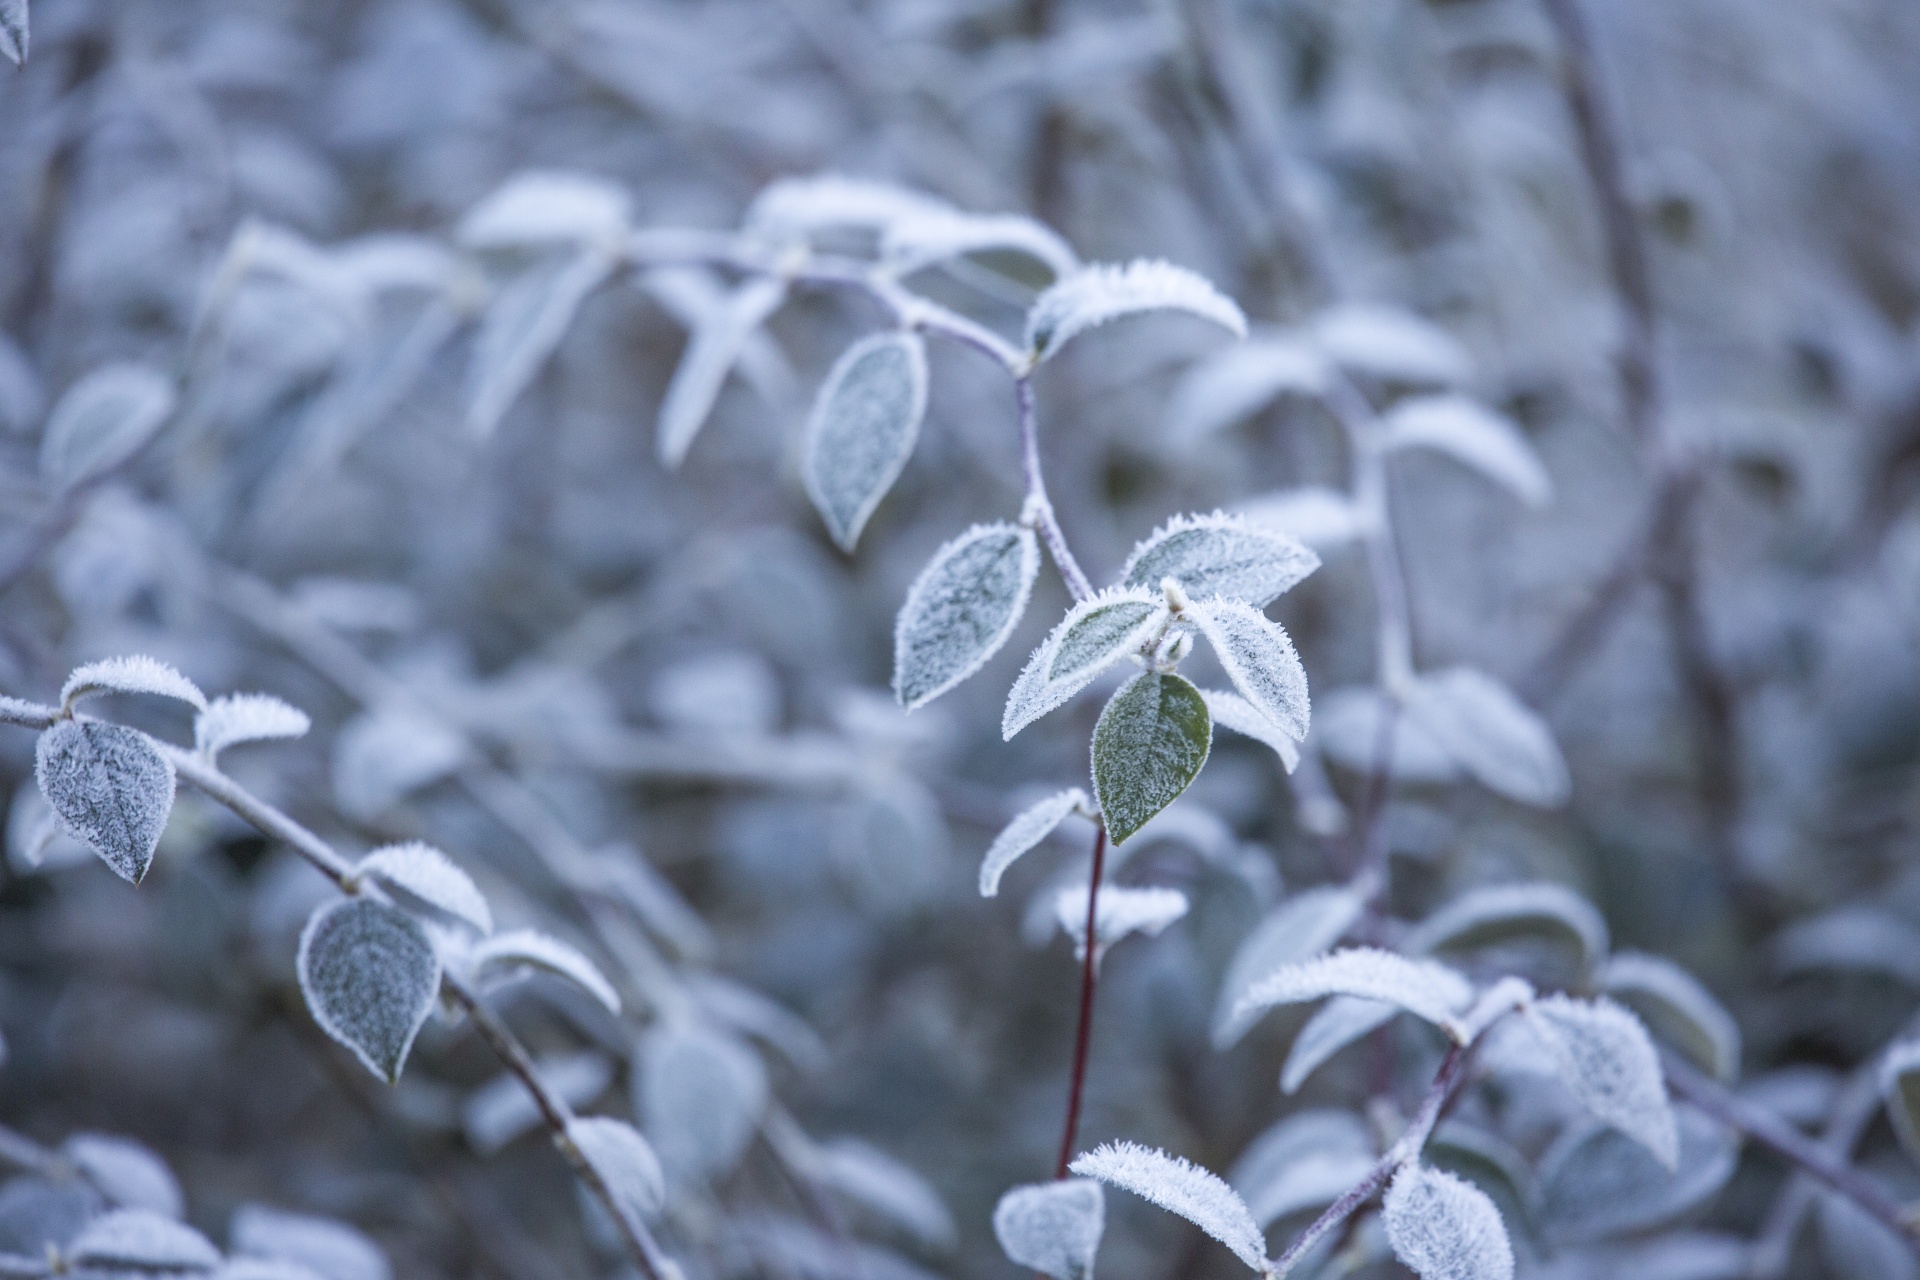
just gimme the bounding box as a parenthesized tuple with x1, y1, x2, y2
(1183, 598, 1310, 742)
(465, 1052, 612, 1153)
(994, 1180, 1105, 1280)
(1382, 1165, 1515, 1280)
(568, 1117, 667, 1219)
(1525, 995, 1679, 1170)
(802, 331, 929, 551)
(455, 170, 632, 249)
(230, 1204, 391, 1280)
(196, 693, 311, 758)
(62, 1133, 185, 1218)
(1002, 589, 1170, 740)
(656, 275, 789, 467)
(882, 210, 1079, 280)
(1382, 395, 1552, 508)
(745, 174, 957, 239)
(40, 362, 177, 488)
(298, 898, 442, 1084)
(1234, 947, 1475, 1033)
(637, 1022, 769, 1183)
(814, 1139, 957, 1249)
(1165, 336, 1330, 442)
(63, 655, 207, 711)
(0, 0, 25, 65)
(895, 523, 1040, 711)
(1881, 1039, 1920, 1163)
(1026, 260, 1247, 361)
(1228, 1110, 1375, 1229)
(467, 251, 616, 438)
(1236, 487, 1363, 551)
(1311, 305, 1471, 386)
(1313, 686, 1459, 783)
(1405, 668, 1570, 807)
(1053, 884, 1189, 959)
(36, 719, 177, 884)
(70, 1209, 223, 1272)
(467, 929, 620, 1014)
(330, 707, 466, 822)
(1282, 997, 1397, 1094)
(1406, 882, 1609, 974)
(979, 788, 1090, 897)
(355, 842, 493, 936)
(1203, 689, 1301, 774)
(1212, 886, 1365, 1048)
(1120, 513, 1320, 609)
(1603, 952, 1742, 1082)
(1069, 1141, 1267, 1272)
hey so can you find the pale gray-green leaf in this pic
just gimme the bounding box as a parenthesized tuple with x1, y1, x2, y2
(0, 0, 25, 65)
(1027, 260, 1246, 360)
(1880, 1038, 1920, 1165)
(1408, 882, 1609, 977)
(993, 1180, 1104, 1280)
(40, 363, 175, 489)
(1535, 1108, 1737, 1244)
(1213, 886, 1365, 1047)
(1525, 996, 1679, 1169)
(1002, 589, 1170, 740)
(229, 1204, 391, 1280)
(62, 656, 206, 712)
(466, 1052, 612, 1153)
(1091, 671, 1211, 845)
(1383, 1165, 1515, 1280)
(1382, 395, 1551, 508)
(979, 788, 1089, 897)
(195, 693, 311, 759)
(1121, 513, 1319, 608)
(35, 719, 176, 884)
(1236, 947, 1474, 1032)
(467, 251, 614, 438)
(894, 522, 1039, 710)
(455, 170, 631, 249)
(656, 275, 789, 467)
(568, 1117, 666, 1220)
(1183, 597, 1309, 742)
(1165, 336, 1330, 443)
(1070, 1141, 1265, 1272)
(1405, 668, 1569, 807)
(1603, 952, 1741, 1082)
(297, 897, 441, 1084)
(467, 929, 620, 1014)
(355, 842, 492, 936)
(803, 331, 928, 551)
(61, 1134, 183, 1218)
(637, 1022, 768, 1184)
(1228, 1109, 1374, 1228)
(70, 1209, 221, 1273)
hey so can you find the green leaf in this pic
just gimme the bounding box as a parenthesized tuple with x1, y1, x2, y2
(893, 522, 1039, 710)
(1091, 671, 1211, 845)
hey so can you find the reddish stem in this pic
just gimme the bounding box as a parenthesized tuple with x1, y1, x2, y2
(1055, 825, 1108, 1178)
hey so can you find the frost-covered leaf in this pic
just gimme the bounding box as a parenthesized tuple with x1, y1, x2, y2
(1120, 513, 1319, 608)
(1183, 598, 1309, 742)
(685, 972, 825, 1072)
(330, 707, 466, 822)
(1382, 1165, 1514, 1280)
(814, 1139, 955, 1249)
(1880, 1038, 1920, 1164)
(1054, 884, 1189, 960)
(994, 1180, 1104, 1280)
(354, 842, 492, 937)
(467, 251, 614, 438)
(62, 1134, 183, 1218)
(1002, 589, 1170, 740)
(230, 1204, 391, 1280)
(1282, 1000, 1405, 1095)
(1069, 1141, 1266, 1272)
(0, 1175, 100, 1255)
(1237, 948, 1474, 1033)
(979, 788, 1090, 897)
(1423, 1123, 1536, 1252)
(639, 267, 795, 407)
(637, 1022, 768, 1183)
(1091, 671, 1211, 845)
(1236, 487, 1363, 551)
(297, 898, 441, 1084)
(0, 0, 25, 65)
(467, 929, 620, 1014)
(1314, 686, 1459, 782)
(62, 655, 206, 712)
(1026, 260, 1247, 361)
(1166, 336, 1330, 442)
(803, 331, 928, 551)
(656, 275, 788, 468)
(1383, 396, 1551, 508)
(568, 1117, 666, 1221)
(36, 719, 176, 884)
(1603, 953, 1741, 1082)
(895, 523, 1039, 710)
(1228, 1109, 1375, 1228)
(1816, 1189, 1919, 1280)
(882, 210, 1078, 279)
(40, 363, 176, 489)
(1203, 689, 1301, 774)
(745, 174, 956, 239)
(1408, 883, 1608, 976)
(456, 170, 631, 249)
(70, 1209, 222, 1273)
(1212, 886, 1365, 1047)
(1771, 906, 1920, 986)
(1405, 669, 1569, 807)
(464, 1052, 612, 1153)
(214, 1261, 330, 1280)
(1524, 996, 1678, 1169)
(1535, 1108, 1737, 1244)
(196, 694, 311, 759)
(1311, 305, 1470, 386)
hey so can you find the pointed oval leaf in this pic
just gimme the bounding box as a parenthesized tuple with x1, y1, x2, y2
(894, 523, 1039, 710)
(1603, 952, 1741, 1082)
(813, 1139, 956, 1250)
(61, 1134, 184, 1218)
(1212, 886, 1366, 1047)
(746, 174, 957, 239)
(1092, 671, 1211, 845)
(1121, 513, 1320, 608)
(1772, 905, 1920, 985)
(229, 1204, 391, 1280)
(1817, 1189, 1920, 1280)
(1535, 1107, 1737, 1244)
(1237, 486, 1364, 551)
(196, 693, 311, 758)
(882, 211, 1078, 279)
(568, 1116, 666, 1220)
(1002, 590, 1170, 740)
(467, 929, 620, 1014)
(636, 1023, 768, 1184)
(297, 897, 441, 1084)
(1311, 305, 1471, 387)
(1524, 995, 1678, 1170)
(1183, 598, 1310, 742)
(62, 656, 206, 711)
(465, 1052, 612, 1154)
(979, 788, 1089, 897)
(1229, 1110, 1375, 1229)
(1405, 668, 1569, 807)
(1054, 884, 1189, 959)
(1283, 1003, 1394, 1092)
(1027, 260, 1247, 361)
(1234, 947, 1474, 1033)
(0, 0, 26, 65)
(330, 707, 466, 822)
(70, 1209, 222, 1273)
(1166, 337, 1331, 443)
(656, 275, 789, 467)
(355, 842, 492, 936)
(1069, 1141, 1265, 1272)
(455, 170, 632, 249)
(1203, 688, 1301, 774)
(1383, 1165, 1515, 1280)
(467, 251, 614, 438)
(40, 363, 176, 489)
(1382, 395, 1551, 508)
(35, 719, 176, 884)
(1314, 686, 1459, 783)
(803, 331, 928, 551)
(994, 1180, 1105, 1280)
(1407, 883, 1609, 977)
(1880, 1038, 1920, 1165)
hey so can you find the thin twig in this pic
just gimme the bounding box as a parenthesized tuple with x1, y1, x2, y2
(1055, 825, 1108, 1178)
